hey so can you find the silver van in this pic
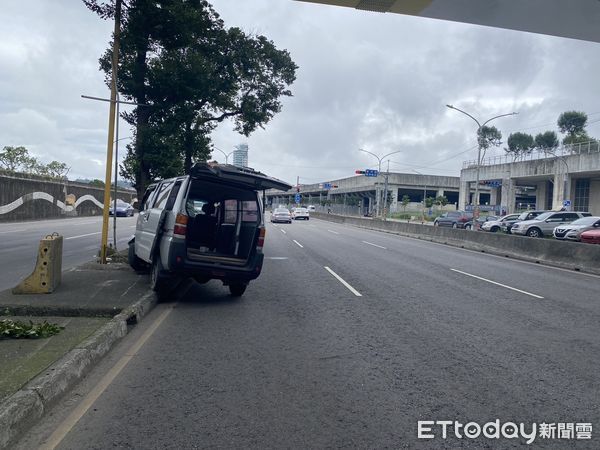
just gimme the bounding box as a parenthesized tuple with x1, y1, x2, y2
(510, 211, 592, 238)
(128, 163, 290, 297)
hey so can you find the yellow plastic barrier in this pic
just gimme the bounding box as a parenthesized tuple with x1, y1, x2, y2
(13, 233, 63, 294)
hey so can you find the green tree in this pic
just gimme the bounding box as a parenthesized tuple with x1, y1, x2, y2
(401, 194, 410, 212)
(425, 196, 434, 208)
(85, 0, 298, 198)
(45, 161, 69, 178)
(533, 131, 559, 152)
(89, 179, 105, 187)
(477, 125, 502, 159)
(506, 132, 534, 159)
(434, 195, 448, 208)
(557, 111, 589, 144)
(0, 146, 30, 171)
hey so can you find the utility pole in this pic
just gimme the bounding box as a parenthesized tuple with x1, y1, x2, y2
(358, 148, 402, 218)
(382, 160, 389, 220)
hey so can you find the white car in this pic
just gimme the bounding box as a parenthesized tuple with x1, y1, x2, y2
(292, 207, 310, 220)
(553, 216, 600, 241)
(307, 205, 316, 212)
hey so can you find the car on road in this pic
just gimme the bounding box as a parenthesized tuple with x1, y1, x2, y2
(464, 215, 498, 230)
(271, 208, 292, 223)
(553, 216, 600, 241)
(503, 210, 546, 233)
(109, 200, 135, 217)
(580, 229, 600, 244)
(129, 163, 291, 297)
(307, 205, 316, 212)
(292, 207, 310, 220)
(481, 214, 520, 233)
(433, 211, 472, 228)
(511, 211, 592, 238)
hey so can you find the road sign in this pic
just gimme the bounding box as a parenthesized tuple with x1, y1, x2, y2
(295, 193, 301, 203)
(364, 169, 379, 177)
(563, 199, 571, 207)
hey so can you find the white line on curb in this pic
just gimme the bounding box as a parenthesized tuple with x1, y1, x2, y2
(65, 232, 102, 240)
(362, 240, 386, 249)
(450, 268, 544, 299)
(293, 239, 304, 248)
(327, 230, 339, 235)
(324, 266, 362, 297)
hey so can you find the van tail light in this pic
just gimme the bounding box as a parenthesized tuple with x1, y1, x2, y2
(174, 213, 188, 238)
(256, 227, 266, 252)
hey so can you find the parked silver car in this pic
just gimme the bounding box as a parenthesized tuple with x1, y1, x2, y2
(481, 214, 520, 233)
(553, 216, 600, 241)
(511, 211, 592, 237)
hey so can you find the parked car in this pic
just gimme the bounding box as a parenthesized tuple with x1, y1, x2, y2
(481, 214, 520, 233)
(503, 210, 546, 233)
(307, 205, 316, 212)
(511, 211, 592, 237)
(271, 208, 293, 223)
(464, 215, 498, 230)
(580, 229, 600, 244)
(109, 200, 135, 217)
(292, 207, 310, 220)
(433, 211, 472, 228)
(129, 163, 291, 297)
(553, 216, 600, 241)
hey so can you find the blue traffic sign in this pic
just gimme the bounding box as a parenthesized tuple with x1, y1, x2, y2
(563, 199, 571, 207)
(295, 193, 302, 203)
(365, 169, 379, 177)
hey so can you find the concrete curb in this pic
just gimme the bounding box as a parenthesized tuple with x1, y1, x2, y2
(0, 291, 157, 449)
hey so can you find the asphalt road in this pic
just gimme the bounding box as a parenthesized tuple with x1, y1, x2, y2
(0, 215, 137, 292)
(15, 217, 600, 448)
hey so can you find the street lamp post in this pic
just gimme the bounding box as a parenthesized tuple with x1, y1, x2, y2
(213, 146, 234, 164)
(358, 149, 402, 218)
(446, 105, 518, 230)
(412, 169, 427, 221)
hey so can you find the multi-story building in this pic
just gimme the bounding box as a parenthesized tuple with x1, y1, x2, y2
(233, 144, 248, 168)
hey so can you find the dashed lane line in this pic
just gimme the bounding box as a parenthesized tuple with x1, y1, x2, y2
(450, 268, 544, 299)
(362, 240, 387, 249)
(293, 240, 304, 248)
(324, 266, 362, 297)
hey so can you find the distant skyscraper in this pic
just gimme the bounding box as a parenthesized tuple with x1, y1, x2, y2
(232, 143, 248, 167)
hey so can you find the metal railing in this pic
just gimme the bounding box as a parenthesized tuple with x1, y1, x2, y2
(462, 141, 600, 169)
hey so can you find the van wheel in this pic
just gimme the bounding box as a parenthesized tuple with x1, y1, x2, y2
(229, 283, 247, 297)
(128, 241, 145, 271)
(527, 228, 543, 238)
(150, 256, 169, 297)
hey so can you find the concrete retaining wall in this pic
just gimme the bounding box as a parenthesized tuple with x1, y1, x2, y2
(0, 172, 136, 222)
(312, 212, 600, 275)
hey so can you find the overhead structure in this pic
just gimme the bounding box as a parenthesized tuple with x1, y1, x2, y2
(295, 0, 600, 43)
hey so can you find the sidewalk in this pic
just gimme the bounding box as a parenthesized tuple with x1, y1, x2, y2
(0, 260, 156, 449)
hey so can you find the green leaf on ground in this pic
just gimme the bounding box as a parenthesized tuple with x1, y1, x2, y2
(0, 319, 64, 339)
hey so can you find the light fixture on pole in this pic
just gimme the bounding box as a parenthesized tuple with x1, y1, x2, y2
(446, 105, 518, 230)
(412, 168, 427, 221)
(213, 146, 234, 165)
(358, 148, 402, 218)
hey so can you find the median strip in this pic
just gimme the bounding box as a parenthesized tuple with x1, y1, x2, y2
(450, 268, 544, 299)
(324, 266, 362, 297)
(362, 240, 386, 249)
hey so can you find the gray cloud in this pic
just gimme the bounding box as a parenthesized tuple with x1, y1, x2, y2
(2, 0, 599, 186)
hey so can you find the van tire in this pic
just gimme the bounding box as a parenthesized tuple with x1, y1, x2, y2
(128, 240, 145, 271)
(150, 255, 169, 298)
(229, 283, 247, 297)
(527, 228, 543, 238)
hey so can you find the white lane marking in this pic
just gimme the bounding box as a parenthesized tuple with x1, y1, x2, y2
(293, 239, 304, 248)
(266, 257, 289, 260)
(450, 268, 544, 299)
(65, 232, 102, 240)
(129, 225, 136, 228)
(42, 304, 174, 450)
(280, 229, 287, 234)
(327, 230, 339, 235)
(324, 266, 362, 297)
(0, 228, 29, 234)
(362, 240, 387, 249)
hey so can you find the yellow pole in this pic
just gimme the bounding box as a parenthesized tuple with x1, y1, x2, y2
(100, 0, 122, 263)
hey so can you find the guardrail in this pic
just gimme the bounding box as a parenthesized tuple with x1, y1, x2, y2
(462, 141, 600, 169)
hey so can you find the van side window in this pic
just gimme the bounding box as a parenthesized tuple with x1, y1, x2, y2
(242, 201, 258, 222)
(140, 185, 157, 211)
(224, 199, 237, 223)
(165, 180, 182, 211)
(153, 181, 174, 210)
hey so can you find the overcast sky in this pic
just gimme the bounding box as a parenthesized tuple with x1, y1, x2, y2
(2, 1, 599, 186)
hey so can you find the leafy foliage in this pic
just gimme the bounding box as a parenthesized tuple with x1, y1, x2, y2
(506, 132, 534, 159)
(425, 196, 435, 208)
(534, 131, 559, 152)
(0, 146, 69, 178)
(434, 195, 448, 208)
(85, 0, 298, 197)
(401, 194, 410, 211)
(0, 319, 64, 339)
